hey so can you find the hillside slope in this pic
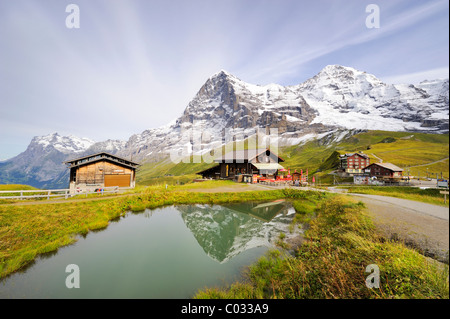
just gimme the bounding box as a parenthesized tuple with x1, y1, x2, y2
(136, 130, 449, 185)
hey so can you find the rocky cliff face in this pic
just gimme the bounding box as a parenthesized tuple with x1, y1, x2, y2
(118, 65, 448, 162)
(2, 65, 448, 188)
(299, 65, 449, 132)
(177, 202, 297, 263)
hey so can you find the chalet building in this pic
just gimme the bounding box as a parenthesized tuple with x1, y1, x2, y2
(64, 152, 139, 194)
(339, 152, 370, 174)
(364, 162, 403, 180)
(198, 148, 285, 179)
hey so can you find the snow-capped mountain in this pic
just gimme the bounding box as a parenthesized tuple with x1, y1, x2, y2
(118, 69, 328, 161)
(85, 139, 127, 155)
(118, 65, 448, 162)
(0, 133, 125, 189)
(177, 202, 297, 263)
(33, 132, 95, 154)
(1, 65, 448, 188)
(299, 65, 449, 131)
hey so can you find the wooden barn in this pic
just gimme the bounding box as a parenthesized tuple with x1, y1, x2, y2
(197, 148, 285, 180)
(64, 152, 139, 194)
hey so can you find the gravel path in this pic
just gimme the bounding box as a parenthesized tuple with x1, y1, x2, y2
(350, 193, 449, 221)
(351, 194, 449, 262)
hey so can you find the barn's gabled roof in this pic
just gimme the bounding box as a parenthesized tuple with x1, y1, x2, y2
(64, 152, 139, 169)
(196, 164, 220, 175)
(366, 162, 403, 172)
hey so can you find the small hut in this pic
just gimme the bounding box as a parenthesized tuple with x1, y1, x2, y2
(64, 152, 139, 194)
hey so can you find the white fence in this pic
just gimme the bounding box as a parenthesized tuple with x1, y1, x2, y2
(0, 186, 121, 200)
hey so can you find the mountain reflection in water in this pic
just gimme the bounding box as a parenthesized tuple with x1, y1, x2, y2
(177, 200, 297, 263)
(0, 200, 298, 299)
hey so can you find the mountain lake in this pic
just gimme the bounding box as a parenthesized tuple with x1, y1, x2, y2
(0, 200, 299, 298)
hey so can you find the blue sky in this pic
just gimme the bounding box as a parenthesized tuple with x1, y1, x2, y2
(0, 0, 448, 159)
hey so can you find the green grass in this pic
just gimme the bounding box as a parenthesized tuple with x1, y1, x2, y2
(137, 173, 201, 186)
(136, 157, 215, 185)
(0, 184, 46, 204)
(0, 184, 39, 191)
(195, 195, 449, 299)
(338, 131, 449, 179)
(174, 179, 242, 190)
(343, 186, 449, 207)
(408, 159, 449, 180)
(276, 131, 448, 184)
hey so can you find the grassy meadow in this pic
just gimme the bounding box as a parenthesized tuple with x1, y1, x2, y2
(0, 185, 39, 191)
(135, 130, 449, 186)
(283, 131, 449, 181)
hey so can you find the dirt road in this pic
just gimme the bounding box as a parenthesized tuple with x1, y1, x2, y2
(351, 193, 449, 262)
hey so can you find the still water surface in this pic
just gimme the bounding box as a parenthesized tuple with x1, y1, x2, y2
(0, 201, 297, 298)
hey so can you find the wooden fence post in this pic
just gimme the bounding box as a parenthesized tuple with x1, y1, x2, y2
(440, 191, 449, 204)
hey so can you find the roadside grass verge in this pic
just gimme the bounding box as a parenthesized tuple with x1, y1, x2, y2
(341, 186, 449, 207)
(195, 195, 449, 299)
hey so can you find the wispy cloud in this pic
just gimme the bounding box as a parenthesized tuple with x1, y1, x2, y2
(242, 0, 449, 84)
(381, 67, 449, 84)
(0, 0, 448, 159)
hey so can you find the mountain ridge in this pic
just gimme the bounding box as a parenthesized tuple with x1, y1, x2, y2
(1, 65, 448, 188)
(117, 64, 448, 162)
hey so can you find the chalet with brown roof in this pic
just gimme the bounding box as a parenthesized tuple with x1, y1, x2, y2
(364, 162, 404, 180)
(198, 148, 285, 179)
